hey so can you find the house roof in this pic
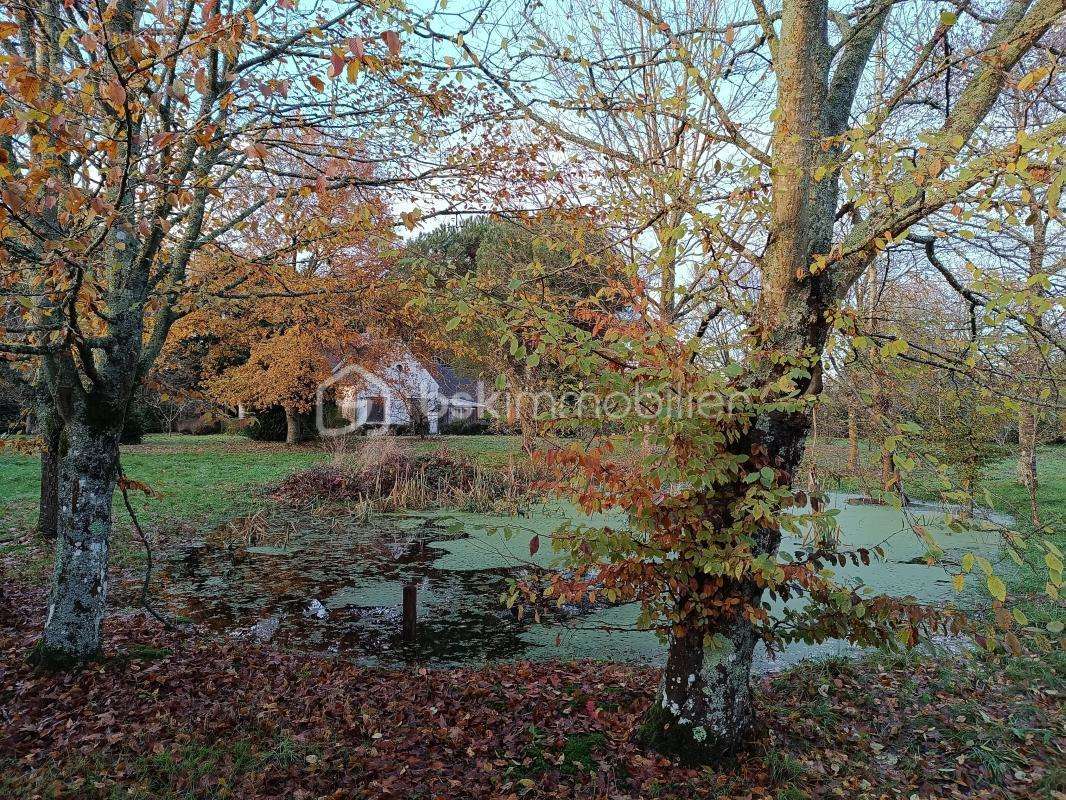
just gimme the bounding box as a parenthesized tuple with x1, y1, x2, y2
(432, 360, 481, 398)
(328, 342, 481, 399)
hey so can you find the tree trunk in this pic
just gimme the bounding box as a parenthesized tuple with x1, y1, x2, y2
(284, 405, 299, 445)
(880, 445, 899, 494)
(37, 399, 64, 540)
(1017, 406, 1038, 505)
(847, 407, 859, 472)
(960, 474, 974, 520)
(1020, 405, 1041, 527)
(1027, 474, 1041, 530)
(639, 609, 758, 763)
(33, 422, 120, 667)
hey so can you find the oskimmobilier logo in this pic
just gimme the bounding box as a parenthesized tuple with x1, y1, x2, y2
(317, 363, 733, 437)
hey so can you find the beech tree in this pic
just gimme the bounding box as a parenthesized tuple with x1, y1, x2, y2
(428, 0, 1066, 761)
(0, 0, 448, 665)
(178, 145, 414, 444)
(939, 111, 1065, 525)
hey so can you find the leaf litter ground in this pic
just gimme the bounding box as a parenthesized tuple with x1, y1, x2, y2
(2, 584, 1062, 799)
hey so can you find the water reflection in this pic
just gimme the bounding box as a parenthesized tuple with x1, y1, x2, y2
(165, 513, 550, 664)
(159, 496, 1007, 669)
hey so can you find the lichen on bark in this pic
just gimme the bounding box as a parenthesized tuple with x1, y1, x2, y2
(36, 421, 120, 665)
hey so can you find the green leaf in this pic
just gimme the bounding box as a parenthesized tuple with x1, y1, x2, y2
(939, 10, 957, 26)
(880, 339, 909, 358)
(1047, 166, 1064, 214)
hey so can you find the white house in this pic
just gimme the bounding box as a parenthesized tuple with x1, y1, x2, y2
(338, 353, 442, 434)
(330, 349, 488, 435)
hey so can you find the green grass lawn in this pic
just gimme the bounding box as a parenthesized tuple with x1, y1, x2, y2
(983, 446, 1065, 634)
(0, 433, 526, 529)
(0, 434, 323, 532)
(0, 433, 528, 577)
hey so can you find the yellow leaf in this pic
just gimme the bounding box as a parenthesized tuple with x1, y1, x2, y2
(952, 573, 964, 592)
(1045, 551, 1063, 575)
(987, 575, 1006, 603)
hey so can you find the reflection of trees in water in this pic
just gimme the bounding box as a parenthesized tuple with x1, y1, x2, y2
(161, 518, 546, 664)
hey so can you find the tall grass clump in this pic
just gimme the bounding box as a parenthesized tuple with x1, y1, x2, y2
(271, 436, 540, 513)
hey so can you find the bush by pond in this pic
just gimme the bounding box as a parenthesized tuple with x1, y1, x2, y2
(270, 436, 540, 513)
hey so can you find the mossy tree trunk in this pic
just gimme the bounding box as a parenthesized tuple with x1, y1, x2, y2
(636, 0, 879, 758)
(638, 397, 815, 757)
(640, 606, 759, 762)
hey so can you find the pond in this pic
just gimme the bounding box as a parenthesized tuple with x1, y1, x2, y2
(159, 495, 1010, 671)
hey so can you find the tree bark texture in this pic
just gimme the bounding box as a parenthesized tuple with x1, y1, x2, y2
(284, 405, 300, 445)
(34, 422, 120, 666)
(847, 407, 859, 472)
(1018, 406, 1040, 526)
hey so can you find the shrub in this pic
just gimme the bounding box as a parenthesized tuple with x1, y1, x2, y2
(439, 417, 490, 435)
(176, 411, 227, 436)
(239, 406, 314, 442)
